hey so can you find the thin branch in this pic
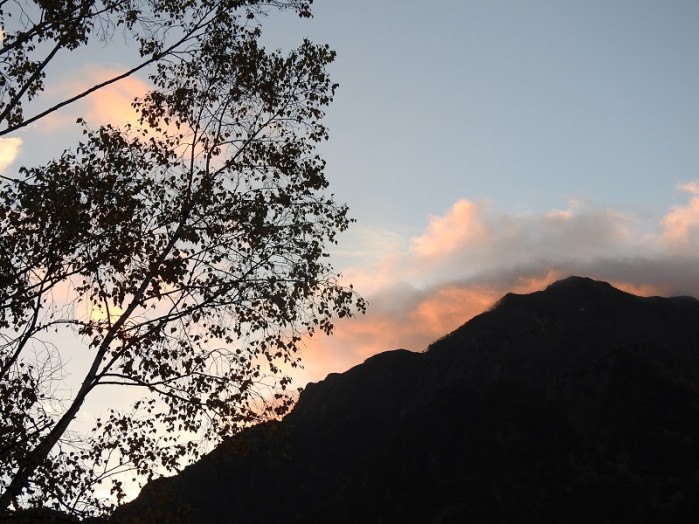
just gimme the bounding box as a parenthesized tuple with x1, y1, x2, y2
(0, 38, 64, 125)
(0, 267, 53, 379)
(0, 11, 212, 137)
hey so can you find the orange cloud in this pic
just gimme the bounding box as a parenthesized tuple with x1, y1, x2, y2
(661, 181, 699, 245)
(411, 286, 499, 337)
(85, 74, 149, 128)
(43, 66, 152, 129)
(0, 137, 22, 171)
(411, 199, 489, 258)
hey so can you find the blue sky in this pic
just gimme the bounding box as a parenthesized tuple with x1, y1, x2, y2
(263, 0, 699, 226)
(3, 0, 699, 384)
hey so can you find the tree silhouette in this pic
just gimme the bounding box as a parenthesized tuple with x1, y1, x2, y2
(0, 0, 364, 517)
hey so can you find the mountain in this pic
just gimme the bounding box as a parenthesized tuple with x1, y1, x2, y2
(112, 276, 699, 523)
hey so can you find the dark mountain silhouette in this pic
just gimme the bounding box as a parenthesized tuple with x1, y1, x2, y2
(112, 276, 699, 523)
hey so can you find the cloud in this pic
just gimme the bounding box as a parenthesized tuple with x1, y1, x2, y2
(0, 137, 23, 171)
(677, 181, 699, 195)
(35, 66, 199, 161)
(293, 183, 699, 387)
(660, 182, 699, 246)
(41, 65, 152, 130)
(83, 71, 150, 128)
(411, 200, 488, 258)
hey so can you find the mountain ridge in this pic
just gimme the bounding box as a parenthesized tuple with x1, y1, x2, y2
(112, 276, 699, 523)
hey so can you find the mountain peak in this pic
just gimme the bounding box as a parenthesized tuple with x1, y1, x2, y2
(481, 277, 621, 319)
(545, 275, 613, 291)
(539, 275, 631, 306)
(542, 275, 629, 299)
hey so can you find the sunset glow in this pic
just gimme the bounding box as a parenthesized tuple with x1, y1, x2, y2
(0, 137, 22, 171)
(295, 186, 699, 386)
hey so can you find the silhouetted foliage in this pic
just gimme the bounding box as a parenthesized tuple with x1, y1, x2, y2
(0, 0, 364, 518)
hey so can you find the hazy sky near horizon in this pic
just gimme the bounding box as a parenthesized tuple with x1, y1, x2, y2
(3, 0, 699, 386)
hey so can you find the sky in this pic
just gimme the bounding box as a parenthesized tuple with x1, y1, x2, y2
(3, 0, 699, 389)
(265, 0, 699, 385)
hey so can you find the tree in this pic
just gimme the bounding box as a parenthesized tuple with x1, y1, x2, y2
(0, 0, 364, 517)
